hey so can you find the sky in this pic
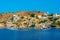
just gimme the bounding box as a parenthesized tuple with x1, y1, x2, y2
(0, 0, 60, 13)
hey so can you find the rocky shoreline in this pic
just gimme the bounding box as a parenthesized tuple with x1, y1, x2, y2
(0, 11, 60, 29)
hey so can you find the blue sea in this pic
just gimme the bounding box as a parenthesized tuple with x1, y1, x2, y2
(0, 0, 60, 40)
(0, 28, 60, 40)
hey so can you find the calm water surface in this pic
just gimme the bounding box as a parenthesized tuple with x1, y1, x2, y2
(0, 28, 60, 40)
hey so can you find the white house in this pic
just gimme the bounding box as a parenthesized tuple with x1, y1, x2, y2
(13, 15, 19, 22)
(53, 13, 59, 18)
(38, 15, 42, 18)
(42, 12, 48, 19)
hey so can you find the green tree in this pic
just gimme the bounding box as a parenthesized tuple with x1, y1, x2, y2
(29, 23, 35, 28)
(41, 19, 47, 23)
(11, 16, 14, 21)
(30, 13, 35, 17)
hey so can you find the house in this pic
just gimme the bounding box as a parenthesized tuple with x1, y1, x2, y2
(6, 21, 13, 28)
(38, 16, 42, 18)
(42, 12, 48, 19)
(0, 23, 6, 28)
(13, 15, 19, 22)
(53, 13, 59, 18)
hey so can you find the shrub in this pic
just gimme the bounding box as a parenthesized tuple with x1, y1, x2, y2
(30, 13, 35, 17)
(29, 23, 35, 28)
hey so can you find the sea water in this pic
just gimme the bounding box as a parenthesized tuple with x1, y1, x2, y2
(0, 28, 60, 40)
